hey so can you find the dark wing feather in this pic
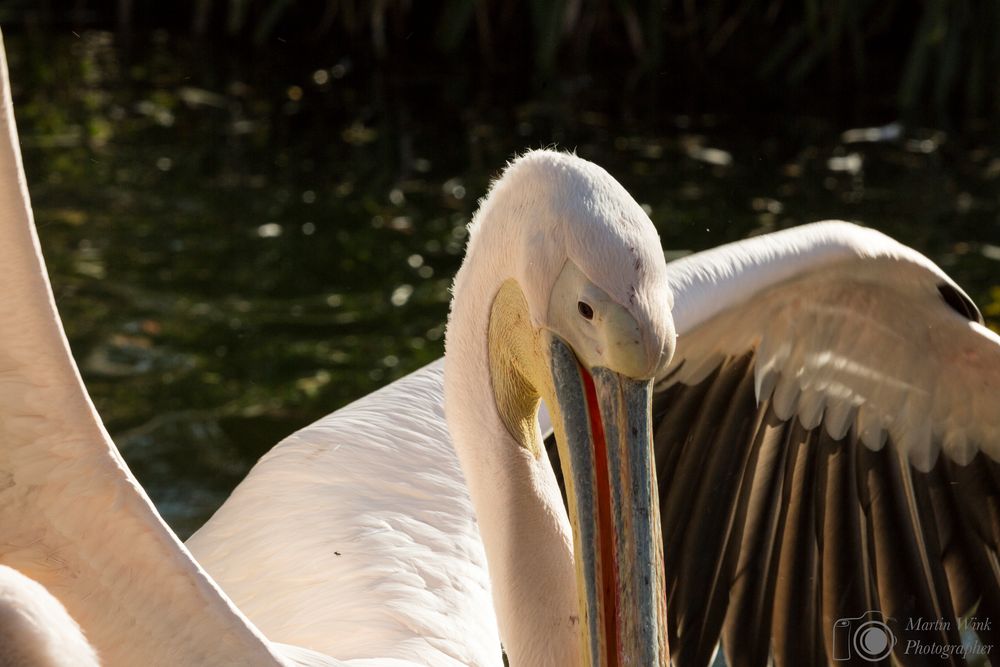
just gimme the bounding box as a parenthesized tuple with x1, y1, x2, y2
(943, 455, 1000, 651)
(649, 224, 1000, 666)
(814, 425, 874, 661)
(661, 354, 758, 667)
(656, 362, 1000, 667)
(770, 419, 823, 667)
(720, 403, 791, 667)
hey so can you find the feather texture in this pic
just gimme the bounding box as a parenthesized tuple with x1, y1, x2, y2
(187, 361, 501, 666)
(654, 223, 1000, 666)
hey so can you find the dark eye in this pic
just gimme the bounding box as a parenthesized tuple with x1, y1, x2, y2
(577, 301, 594, 320)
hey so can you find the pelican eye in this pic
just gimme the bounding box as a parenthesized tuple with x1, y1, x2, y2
(577, 301, 594, 320)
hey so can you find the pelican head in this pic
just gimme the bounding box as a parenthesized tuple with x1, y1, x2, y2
(446, 150, 674, 665)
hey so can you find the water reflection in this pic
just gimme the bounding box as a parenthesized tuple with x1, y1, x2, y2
(9, 30, 999, 537)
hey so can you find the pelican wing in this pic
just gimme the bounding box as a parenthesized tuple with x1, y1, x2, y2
(654, 222, 1000, 666)
(0, 34, 290, 667)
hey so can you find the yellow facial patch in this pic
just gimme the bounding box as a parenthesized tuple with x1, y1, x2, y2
(487, 279, 551, 458)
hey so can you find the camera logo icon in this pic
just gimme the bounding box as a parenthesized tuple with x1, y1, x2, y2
(833, 611, 896, 661)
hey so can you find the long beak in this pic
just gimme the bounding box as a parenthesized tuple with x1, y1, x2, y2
(547, 335, 669, 666)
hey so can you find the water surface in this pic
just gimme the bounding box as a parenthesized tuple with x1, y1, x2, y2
(9, 30, 999, 537)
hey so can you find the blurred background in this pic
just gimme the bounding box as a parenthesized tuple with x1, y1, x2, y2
(2, 1, 999, 537)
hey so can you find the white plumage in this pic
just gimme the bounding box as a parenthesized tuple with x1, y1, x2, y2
(0, 566, 99, 667)
(662, 221, 1000, 470)
(187, 360, 501, 665)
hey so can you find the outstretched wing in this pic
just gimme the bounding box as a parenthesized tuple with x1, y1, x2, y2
(654, 222, 1000, 667)
(0, 33, 288, 667)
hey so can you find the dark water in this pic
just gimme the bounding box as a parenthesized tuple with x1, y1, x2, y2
(8, 30, 1000, 538)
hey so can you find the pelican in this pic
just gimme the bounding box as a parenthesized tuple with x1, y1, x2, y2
(0, 35, 669, 666)
(2, 35, 1000, 667)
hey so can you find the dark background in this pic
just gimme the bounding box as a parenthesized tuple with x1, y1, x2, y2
(5, 1, 1000, 123)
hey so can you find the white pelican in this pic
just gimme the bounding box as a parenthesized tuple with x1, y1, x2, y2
(2, 37, 999, 667)
(185, 211, 1000, 666)
(0, 36, 670, 666)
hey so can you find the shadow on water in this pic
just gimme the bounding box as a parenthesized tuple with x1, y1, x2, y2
(8, 30, 1000, 537)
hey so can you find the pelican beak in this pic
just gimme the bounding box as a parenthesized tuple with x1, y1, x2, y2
(546, 334, 669, 666)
